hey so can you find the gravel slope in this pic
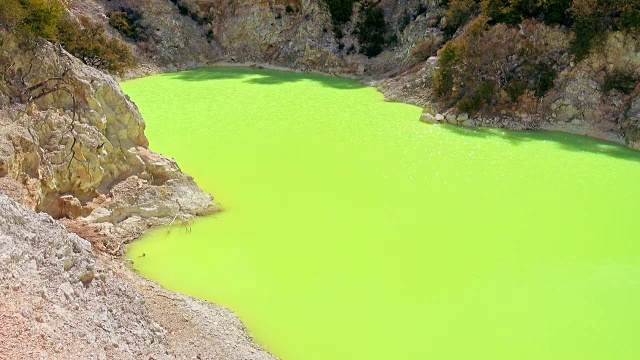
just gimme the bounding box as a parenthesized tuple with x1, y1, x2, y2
(0, 193, 278, 360)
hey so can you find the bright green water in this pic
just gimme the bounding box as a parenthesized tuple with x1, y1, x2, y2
(122, 68, 640, 360)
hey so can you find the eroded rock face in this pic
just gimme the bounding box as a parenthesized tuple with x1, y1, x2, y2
(0, 30, 217, 251)
(62, 1, 640, 150)
(81, 0, 357, 75)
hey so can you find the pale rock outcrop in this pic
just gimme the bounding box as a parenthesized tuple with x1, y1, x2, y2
(0, 30, 217, 252)
(0, 193, 277, 360)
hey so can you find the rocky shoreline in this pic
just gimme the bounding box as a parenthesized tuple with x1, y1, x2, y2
(0, 30, 275, 359)
(1, 0, 639, 358)
(0, 194, 277, 360)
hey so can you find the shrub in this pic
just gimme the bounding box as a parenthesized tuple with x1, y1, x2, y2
(569, 0, 640, 60)
(356, 1, 389, 57)
(616, 3, 640, 32)
(417, 2, 429, 16)
(506, 80, 527, 102)
(603, 70, 638, 95)
(398, 11, 412, 32)
(458, 81, 497, 113)
(108, 8, 148, 41)
(410, 38, 442, 61)
(434, 42, 458, 98)
(333, 24, 344, 38)
(323, 0, 359, 24)
(539, 0, 573, 25)
(479, 0, 572, 25)
(569, 0, 607, 60)
(205, 29, 215, 43)
(0, 0, 64, 40)
(58, 16, 134, 74)
(0, 0, 27, 29)
(442, 0, 479, 36)
(435, 17, 559, 113)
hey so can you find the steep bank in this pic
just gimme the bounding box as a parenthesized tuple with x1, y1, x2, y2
(0, 194, 276, 360)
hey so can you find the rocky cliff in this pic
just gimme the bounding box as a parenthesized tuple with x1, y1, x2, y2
(71, 0, 638, 150)
(0, 30, 217, 253)
(67, 0, 357, 76)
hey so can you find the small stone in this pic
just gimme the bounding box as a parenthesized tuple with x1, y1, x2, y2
(64, 258, 74, 271)
(420, 113, 436, 123)
(21, 308, 31, 319)
(79, 271, 95, 285)
(445, 114, 457, 123)
(435, 114, 445, 121)
(60, 282, 75, 300)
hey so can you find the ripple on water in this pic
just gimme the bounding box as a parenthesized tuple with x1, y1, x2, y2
(122, 67, 640, 360)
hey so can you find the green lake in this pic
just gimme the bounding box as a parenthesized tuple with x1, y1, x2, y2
(122, 67, 640, 360)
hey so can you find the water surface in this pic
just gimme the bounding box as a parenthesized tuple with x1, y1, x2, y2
(122, 68, 640, 360)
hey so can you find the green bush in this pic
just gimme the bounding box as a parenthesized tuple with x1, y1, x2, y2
(108, 8, 148, 41)
(478, 0, 573, 25)
(440, 0, 637, 61)
(506, 80, 527, 102)
(323, 0, 359, 24)
(0, 0, 27, 29)
(398, 11, 412, 32)
(603, 70, 638, 95)
(539, 0, 573, 25)
(58, 16, 134, 74)
(568, 0, 608, 60)
(434, 44, 457, 97)
(616, 3, 640, 32)
(0, 1, 134, 74)
(356, 1, 389, 57)
(568, 0, 640, 60)
(434, 17, 559, 114)
(442, 0, 479, 35)
(458, 81, 496, 113)
(0, 0, 64, 40)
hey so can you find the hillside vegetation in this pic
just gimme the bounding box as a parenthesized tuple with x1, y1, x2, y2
(0, 0, 133, 74)
(435, 0, 640, 114)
